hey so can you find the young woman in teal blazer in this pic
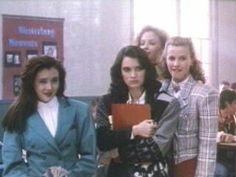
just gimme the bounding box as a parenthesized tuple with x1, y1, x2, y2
(2, 56, 97, 177)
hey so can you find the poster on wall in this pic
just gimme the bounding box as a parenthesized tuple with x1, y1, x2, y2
(3, 15, 64, 99)
(42, 41, 57, 58)
(4, 51, 21, 67)
(26, 50, 38, 60)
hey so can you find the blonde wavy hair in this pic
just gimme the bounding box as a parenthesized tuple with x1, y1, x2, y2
(161, 36, 206, 83)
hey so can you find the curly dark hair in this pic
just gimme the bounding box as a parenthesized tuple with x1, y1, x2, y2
(2, 56, 66, 133)
(220, 89, 236, 109)
(110, 45, 161, 99)
(161, 36, 206, 83)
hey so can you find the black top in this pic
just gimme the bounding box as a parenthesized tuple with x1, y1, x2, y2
(96, 81, 180, 177)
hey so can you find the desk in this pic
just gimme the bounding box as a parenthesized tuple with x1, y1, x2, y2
(218, 142, 236, 150)
(217, 142, 236, 176)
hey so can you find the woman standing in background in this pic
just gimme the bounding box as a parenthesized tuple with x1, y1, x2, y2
(2, 56, 97, 177)
(134, 25, 169, 80)
(161, 36, 219, 177)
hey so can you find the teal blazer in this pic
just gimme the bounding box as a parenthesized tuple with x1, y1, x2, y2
(2, 98, 97, 177)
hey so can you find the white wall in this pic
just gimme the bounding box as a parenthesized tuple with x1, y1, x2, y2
(1, 0, 236, 98)
(215, 0, 236, 86)
(0, 0, 132, 98)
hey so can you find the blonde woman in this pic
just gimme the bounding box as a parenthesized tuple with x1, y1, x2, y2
(134, 25, 168, 80)
(161, 37, 219, 177)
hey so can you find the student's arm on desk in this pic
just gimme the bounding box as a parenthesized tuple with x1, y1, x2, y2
(217, 131, 236, 143)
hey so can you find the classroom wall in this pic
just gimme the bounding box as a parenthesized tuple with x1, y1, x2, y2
(1, 0, 236, 96)
(214, 0, 236, 86)
(0, 0, 132, 98)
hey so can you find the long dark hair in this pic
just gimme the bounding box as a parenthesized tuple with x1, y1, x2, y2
(2, 56, 66, 133)
(110, 45, 161, 100)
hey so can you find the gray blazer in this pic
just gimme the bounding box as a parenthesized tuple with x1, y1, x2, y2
(2, 98, 97, 177)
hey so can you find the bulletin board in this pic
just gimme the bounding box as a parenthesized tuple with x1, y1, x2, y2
(2, 15, 64, 100)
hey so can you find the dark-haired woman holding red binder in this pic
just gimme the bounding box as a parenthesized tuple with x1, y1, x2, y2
(96, 45, 180, 177)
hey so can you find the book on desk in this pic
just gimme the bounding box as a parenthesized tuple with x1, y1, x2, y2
(111, 103, 151, 131)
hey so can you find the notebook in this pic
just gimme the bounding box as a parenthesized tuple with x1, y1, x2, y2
(111, 103, 151, 130)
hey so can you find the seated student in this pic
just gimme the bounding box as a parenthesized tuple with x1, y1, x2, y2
(216, 89, 236, 177)
(219, 81, 231, 93)
(230, 82, 236, 92)
(218, 90, 236, 135)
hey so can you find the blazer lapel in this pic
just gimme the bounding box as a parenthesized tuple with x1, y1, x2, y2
(28, 113, 60, 153)
(179, 76, 196, 99)
(55, 98, 75, 145)
(161, 77, 196, 109)
(177, 76, 196, 109)
(160, 79, 171, 93)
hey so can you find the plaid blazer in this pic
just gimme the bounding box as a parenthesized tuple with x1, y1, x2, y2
(161, 76, 219, 177)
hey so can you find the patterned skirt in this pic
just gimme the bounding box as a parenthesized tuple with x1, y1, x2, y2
(107, 160, 169, 177)
(133, 160, 169, 177)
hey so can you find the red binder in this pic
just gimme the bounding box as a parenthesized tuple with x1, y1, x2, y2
(111, 104, 151, 130)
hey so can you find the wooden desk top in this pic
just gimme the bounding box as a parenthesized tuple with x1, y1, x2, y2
(218, 142, 236, 150)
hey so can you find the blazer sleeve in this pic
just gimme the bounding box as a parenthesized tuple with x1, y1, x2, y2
(2, 131, 29, 177)
(195, 88, 218, 177)
(96, 96, 133, 151)
(69, 103, 97, 177)
(119, 97, 180, 163)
